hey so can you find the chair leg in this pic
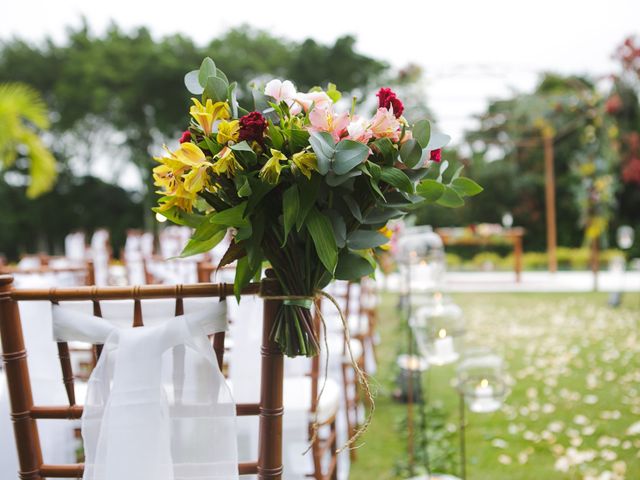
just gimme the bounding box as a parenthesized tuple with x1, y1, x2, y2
(330, 419, 338, 480)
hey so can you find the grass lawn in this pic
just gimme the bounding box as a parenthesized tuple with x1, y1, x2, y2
(351, 291, 640, 480)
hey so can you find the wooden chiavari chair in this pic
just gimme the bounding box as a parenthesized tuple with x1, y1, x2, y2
(306, 301, 339, 480)
(0, 271, 286, 480)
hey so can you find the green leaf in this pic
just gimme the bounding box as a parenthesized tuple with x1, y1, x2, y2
(234, 256, 257, 300)
(198, 57, 217, 87)
(369, 177, 385, 200)
(326, 83, 342, 103)
(451, 177, 483, 197)
(184, 70, 204, 95)
(365, 161, 382, 180)
(282, 185, 299, 245)
(296, 175, 321, 231)
(333, 139, 370, 175)
(326, 210, 347, 248)
(335, 250, 375, 280)
(370, 137, 396, 165)
(210, 202, 249, 227)
(236, 176, 252, 197)
(451, 165, 464, 181)
(437, 160, 450, 183)
(436, 185, 465, 208)
(347, 230, 390, 250)
(380, 167, 414, 194)
(342, 196, 363, 223)
(230, 141, 257, 165)
(326, 170, 362, 187)
(305, 207, 338, 274)
(180, 227, 226, 258)
(204, 75, 228, 103)
(412, 119, 431, 148)
(235, 225, 253, 242)
(267, 121, 285, 150)
(309, 131, 335, 174)
(363, 207, 404, 224)
(288, 128, 310, 152)
(252, 88, 270, 112)
(153, 206, 202, 228)
(399, 139, 423, 169)
(416, 179, 446, 202)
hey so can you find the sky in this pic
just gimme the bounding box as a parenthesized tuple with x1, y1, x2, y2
(2, 0, 639, 186)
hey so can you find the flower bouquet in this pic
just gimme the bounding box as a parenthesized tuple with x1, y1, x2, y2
(153, 58, 481, 357)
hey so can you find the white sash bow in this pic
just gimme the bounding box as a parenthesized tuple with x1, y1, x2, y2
(52, 301, 239, 480)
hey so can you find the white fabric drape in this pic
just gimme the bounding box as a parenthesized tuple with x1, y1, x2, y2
(51, 301, 238, 480)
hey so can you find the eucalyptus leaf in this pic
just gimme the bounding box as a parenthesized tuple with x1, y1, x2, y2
(252, 88, 270, 112)
(184, 70, 204, 95)
(342, 196, 363, 223)
(335, 250, 375, 280)
(412, 119, 431, 148)
(326, 209, 347, 248)
(437, 160, 450, 183)
(326, 170, 362, 187)
(347, 230, 390, 250)
(426, 132, 451, 151)
(333, 139, 370, 175)
(204, 76, 228, 103)
(309, 131, 335, 174)
(362, 207, 404, 224)
(198, 57, 217, 87)
(399, 139, 423, 168)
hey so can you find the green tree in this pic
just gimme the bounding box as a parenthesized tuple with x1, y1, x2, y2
(0, 83, 56, 197)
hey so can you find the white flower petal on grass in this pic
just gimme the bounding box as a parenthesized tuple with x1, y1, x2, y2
(498, 454, 512, 465)
(574, 414, 589, 425)
(491, 438, 508, 449)
(626, 421, 640, 436)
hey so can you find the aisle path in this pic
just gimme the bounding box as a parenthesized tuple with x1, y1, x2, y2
(382, 270, 640, 293)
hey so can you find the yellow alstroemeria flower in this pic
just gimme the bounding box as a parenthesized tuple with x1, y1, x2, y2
(378, 226, 393, 251)
(212, 146, 244, 178)
(152, 143, 202, 194)
(259, 149, 287, 184)
(157, 183, 198, 213)
(291, 151, 318, 179)
(189, 98, 231, 135)
(217, 120, 240, 145)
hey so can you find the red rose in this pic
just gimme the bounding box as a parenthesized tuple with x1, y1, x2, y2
(239, 111, 268, 143)
(376, 87, 404, 118)
(179, 130, 191, 144)
(430, 149, 442, 162)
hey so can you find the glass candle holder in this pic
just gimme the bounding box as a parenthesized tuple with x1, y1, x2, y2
(395, 354, 429, 403)
(457, 349, 507, 413)
(411, 299, 464, 366)
(617, 225, 634, 250)
(397, 226, 446, 298)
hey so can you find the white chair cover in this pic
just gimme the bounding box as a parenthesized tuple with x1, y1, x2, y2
(51, 301, 239, 480)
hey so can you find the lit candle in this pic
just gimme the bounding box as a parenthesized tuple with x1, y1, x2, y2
(469, 378, 501, 413)
(430, 328, 458, 365)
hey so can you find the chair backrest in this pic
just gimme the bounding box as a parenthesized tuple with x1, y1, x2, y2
(0, 272, 285, 479)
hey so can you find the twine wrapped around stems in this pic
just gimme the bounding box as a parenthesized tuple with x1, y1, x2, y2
(260, 290, 375, 454)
